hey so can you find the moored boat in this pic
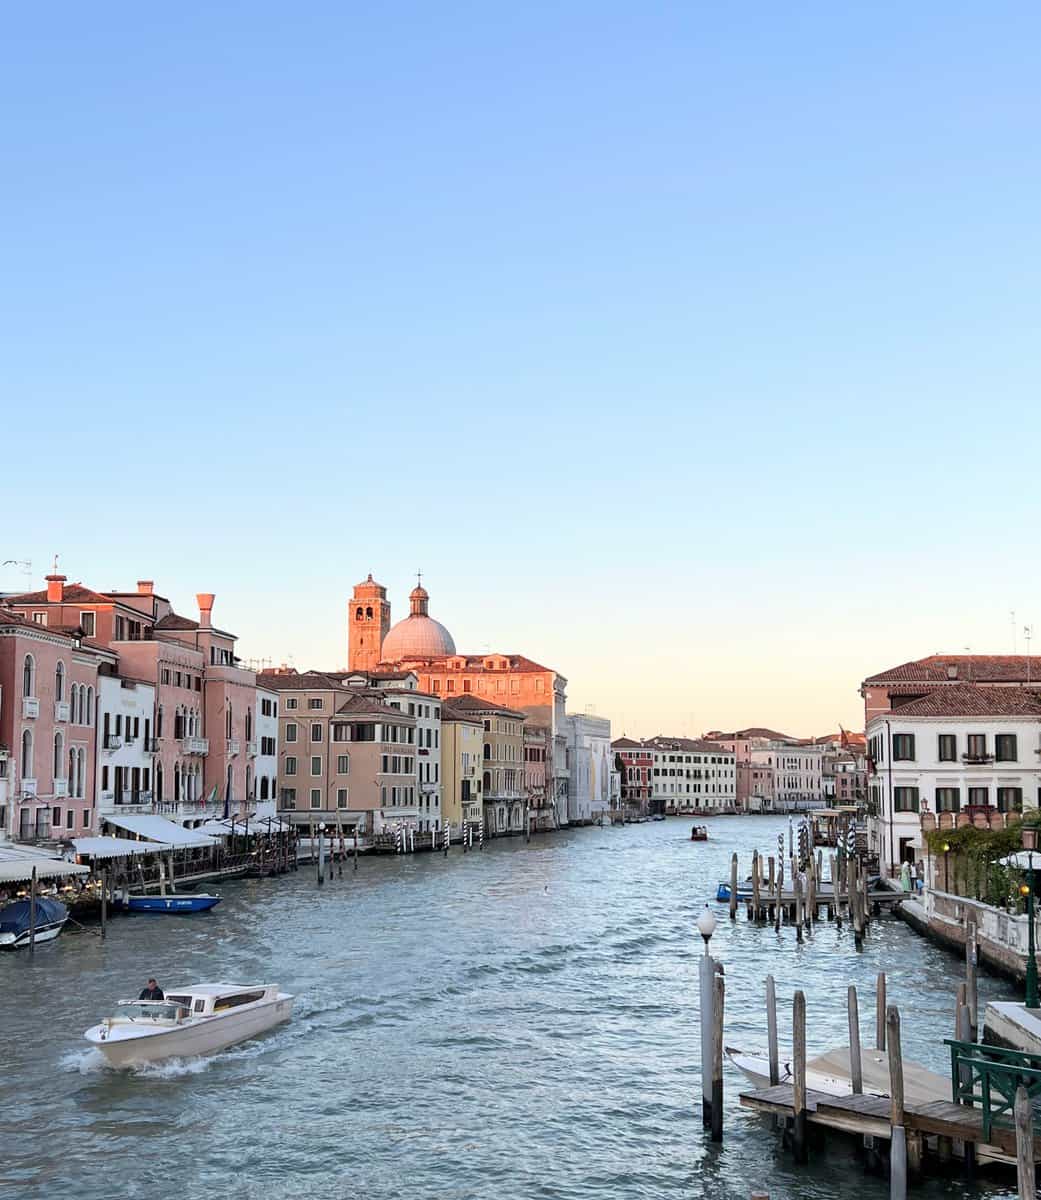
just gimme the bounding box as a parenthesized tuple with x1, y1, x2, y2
(690, 825, 709, 842)
(114, 891, 221, 914)
(0, 897, 69, 950)
(84, 982, 294, 1067)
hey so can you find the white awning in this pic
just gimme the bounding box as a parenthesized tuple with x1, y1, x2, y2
(0, 845, 90, 883)
(71, 836, 172, 859)
(201, 815, 290, 835)
(103, 814, 220, 849)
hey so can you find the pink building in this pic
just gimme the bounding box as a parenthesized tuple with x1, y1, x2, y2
(0, 607, 110, 841)
(611, 738, 652, 814)
(5, 576, 261, 828)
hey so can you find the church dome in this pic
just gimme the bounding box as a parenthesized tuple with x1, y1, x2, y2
(380, 580, 456, 660)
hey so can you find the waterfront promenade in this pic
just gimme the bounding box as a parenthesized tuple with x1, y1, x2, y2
(0, 817, 1016, 1200)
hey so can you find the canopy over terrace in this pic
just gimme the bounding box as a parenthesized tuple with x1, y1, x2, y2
(71, 836, 173, 860)
(102, 813, 220, 849)
(200, 815, 290, 837)
(0, 845, 89, 884)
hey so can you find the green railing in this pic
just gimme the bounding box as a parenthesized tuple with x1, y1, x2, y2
(946, 1038, 1041, 1142)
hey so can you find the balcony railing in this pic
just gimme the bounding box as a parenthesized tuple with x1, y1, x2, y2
(104, 734, 122, 750)
(227, 738, 241, 757)
(54, 777, 68, 797)
(54, 700, 70, 722)
(22, 697, 39, 719)
(181, 736, 209, 755)
(962, 753, 994, 764)
(20, 778, 38, 797)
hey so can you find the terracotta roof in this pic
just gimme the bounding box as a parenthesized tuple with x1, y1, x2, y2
(864, 656, 1041, 685)
(875, 685, 1041, 719)
(441, 700, 484, 726)
(5, 583, 114, 605)
(443, 693, 527, 720)
(705, 727, 793, 741)
(645, 735, 734, 755)
(154, 613, 198, 631)
(611, 737, 644, 749)
(256, 670, 345, 691)
(335, 694, 416, 720)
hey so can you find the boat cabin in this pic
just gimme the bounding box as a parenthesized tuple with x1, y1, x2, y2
(110, 984, 279, 1026)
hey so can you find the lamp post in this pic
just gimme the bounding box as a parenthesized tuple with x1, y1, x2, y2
(942, 841, 951, 894)
(697, 905, 717, 956)
(1023, 827, 1039, 1009)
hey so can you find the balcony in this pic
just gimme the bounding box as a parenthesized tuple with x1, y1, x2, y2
(246, 740, 258, 757)
(181, 736, 209, 755)
(22, 697, 39, 719)
(104, 734, 122, 751)
(54, 777, 68, 797)
(54, 700, 70, 722)
(20, 778, 38, 797)
(227, 738, 241, 757)
(114, 790, 153, 808)
(962, 753, 994, 765)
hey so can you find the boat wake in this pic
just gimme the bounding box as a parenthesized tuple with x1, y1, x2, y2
(60, 1035, 281, 1079)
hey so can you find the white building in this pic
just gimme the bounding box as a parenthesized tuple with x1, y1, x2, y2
(96, 673, 157, 819)
(645, 737, 737, 813)
(752, 743, 825, 810)
(564, 714, 614, 823)
(866, 685, 1041, 874)
(255, 685, 279, 806)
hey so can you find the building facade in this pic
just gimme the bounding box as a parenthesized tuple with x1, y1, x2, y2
(865, 685, 1041, 873)
(564, 714, 614, 824)
(442, 701, 484, 831)
(612, 738, 653, 815)
(644, 736, 737, 814)
(446, 694, 526, 836)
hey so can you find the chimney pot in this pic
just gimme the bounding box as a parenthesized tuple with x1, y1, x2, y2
(45, 574, 67, 603)
(196, 592, 215, 629)
(137, 580, 154, 596)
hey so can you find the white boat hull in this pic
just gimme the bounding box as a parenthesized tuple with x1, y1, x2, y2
(0, 920, 67, 950)
(85, 993, 293, 1067)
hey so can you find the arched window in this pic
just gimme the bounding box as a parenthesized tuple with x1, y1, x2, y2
(77, 748, 85, 797)
(54, 731, 64, 778)
(365, 606, 373, 619)
(355, 607, 364, 621)
(68, 749, 75, 793)
(173, 765, 181, 802)
(260, 777, 269, 800)
(21, 729, 33, 779)
(54, 662, 66, 702)
(226, 705, 232, 738)
(22, 655, 35, 698)
(226, 764, 233, 806)
(85, 687, 93, 725)
(246, 767, 253, 800)
(245, 708, 252, 741)
(156, 763, 164, 801)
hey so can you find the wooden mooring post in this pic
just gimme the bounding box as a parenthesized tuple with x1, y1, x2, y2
(791, 989, 808, 1163)
(888, 1005, 907, 1200)
(830, 853, 840, 925)
(774, 862, 784, 933)
(965, 923, 979, 1042)
(100, 867, 108, 941)
(766, 974, 779, 1086)
(876, 972, 887, 1051)
(794, 875, 804, 944)
(729, 854, 739, 920)
(848, 985, 863, 1094)
(956, 1000, 976, 1176)
(28, 866, 37, 954)
(751, 850, 761, 922)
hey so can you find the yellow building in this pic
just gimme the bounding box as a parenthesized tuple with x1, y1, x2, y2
(441, 700, 484, 832)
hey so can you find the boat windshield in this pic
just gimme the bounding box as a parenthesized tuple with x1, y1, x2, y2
(113, 1002, 186, 1023)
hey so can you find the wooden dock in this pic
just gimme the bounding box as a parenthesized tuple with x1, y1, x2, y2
(739, 1081, 1041, 1159)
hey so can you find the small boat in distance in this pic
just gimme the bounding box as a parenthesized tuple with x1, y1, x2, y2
(114, 890, 221, 914)
(0, 897, 69, 949)
(84, 983, 294, 1067)
(690, 825, 709, 842)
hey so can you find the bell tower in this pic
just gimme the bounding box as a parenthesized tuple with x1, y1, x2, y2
(348, 574, 391, 671)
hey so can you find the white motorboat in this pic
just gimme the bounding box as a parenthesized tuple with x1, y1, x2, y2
(725, 1045, 867, 1096)
(84, 983, 294, 1068)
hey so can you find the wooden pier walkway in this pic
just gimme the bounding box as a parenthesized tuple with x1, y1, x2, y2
(739, 1082, 1041, 1159)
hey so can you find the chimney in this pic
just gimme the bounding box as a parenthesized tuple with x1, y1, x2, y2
(137, 580, 154, 596)
(196, 592, 215, 629)
(46, 574, 66, 603)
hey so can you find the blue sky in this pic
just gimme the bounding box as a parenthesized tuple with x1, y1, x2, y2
(3, 3, 1040, 735)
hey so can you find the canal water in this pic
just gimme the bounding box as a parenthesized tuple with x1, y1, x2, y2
(0, 817, 1022, 1200)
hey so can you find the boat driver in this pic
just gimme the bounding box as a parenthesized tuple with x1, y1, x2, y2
(139, 978, 165, 1001)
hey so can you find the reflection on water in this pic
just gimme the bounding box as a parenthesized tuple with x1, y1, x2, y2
(0, 818, 1021, 1199)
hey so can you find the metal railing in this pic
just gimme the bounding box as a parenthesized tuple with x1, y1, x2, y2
(947, 1038, 1041, 1142)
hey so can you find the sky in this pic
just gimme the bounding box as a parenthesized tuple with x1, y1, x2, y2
(3, 3, 1040, 738)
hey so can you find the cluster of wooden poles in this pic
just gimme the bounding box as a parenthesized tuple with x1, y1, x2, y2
(728, 845, 876, 948)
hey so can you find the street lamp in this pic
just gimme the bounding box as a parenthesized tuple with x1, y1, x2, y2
(1023, 827, 1039, 1009)
(942, 841, 951, 893)
(697, 905, 717, 956)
